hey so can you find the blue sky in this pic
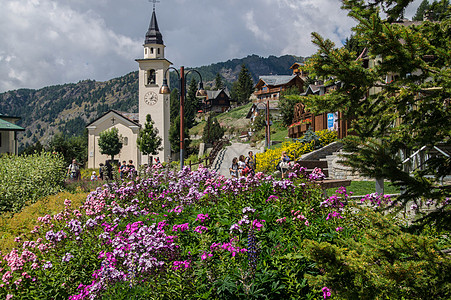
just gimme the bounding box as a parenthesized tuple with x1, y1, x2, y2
(0, 0, 422, 93)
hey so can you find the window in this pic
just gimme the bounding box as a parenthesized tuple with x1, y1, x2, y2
(158, 48, 160, 55)
(151, 48, 154, 54)
(123, 137, 128, 146)
(147, 69, 156, 85)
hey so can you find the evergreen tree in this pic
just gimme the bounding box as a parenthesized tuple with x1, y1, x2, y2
(231, 64, 254, 104)
(302, 0, 450, 228)
(278, 87, 303, 126)
(169, 116, 190, 154)
(137, 114, 162, 164)
(98, 128, 123, 162)
(413, 0, 430, 21)
(214, 73, 224, 90)
(202, 114, 224, 145)
(185, 78, 198, 129)
(429, 0, 450, 20)
(170, 88, 179, 121)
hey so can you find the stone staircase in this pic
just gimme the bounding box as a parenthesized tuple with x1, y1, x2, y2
(298, 142, 367, 180)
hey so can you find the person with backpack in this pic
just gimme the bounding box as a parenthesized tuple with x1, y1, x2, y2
(67, 159, 80, 180)
(245, 151, 255, 175)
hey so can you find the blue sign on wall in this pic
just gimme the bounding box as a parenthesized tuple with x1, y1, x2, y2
(327, 113, 334, 129)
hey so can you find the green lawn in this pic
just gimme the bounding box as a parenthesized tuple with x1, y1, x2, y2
(327, 180, 400, 196)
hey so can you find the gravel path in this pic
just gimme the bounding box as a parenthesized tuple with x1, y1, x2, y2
(211, 142, 260, 178)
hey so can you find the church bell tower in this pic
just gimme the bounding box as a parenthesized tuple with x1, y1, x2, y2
(136, 5, 171, 163)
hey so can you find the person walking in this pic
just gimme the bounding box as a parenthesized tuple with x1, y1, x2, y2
(98, 163, 104, 180)
(67, 159, 80, 180)
(238, 155, 246, 177)
(245, 151, 255, 175)
(229, 157, 239, 178)
(280, 151, 291, 179)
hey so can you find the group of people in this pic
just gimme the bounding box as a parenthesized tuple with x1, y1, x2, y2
(119, 160, 136, 179)
(67, 159, 137, 181)
(229, 151, 255, 178)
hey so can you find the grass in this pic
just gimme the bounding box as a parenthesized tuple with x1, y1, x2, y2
(270, 121, 289, 142)
(0, 191, 88, 252)
(218, 102, 253, 121)
(327, 180, 401, 196)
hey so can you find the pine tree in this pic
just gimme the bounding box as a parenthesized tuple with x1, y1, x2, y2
(214, 73, 224, 90)
(302, 0, 450, 228)
(185, 78, 198, 129)
(137, 114, 162, 164)
(169, 116, 190, 154)
(231, 64, 254, 104)
(170, 88, 179, 121)
(202, 115, 224, 145)
(413, 0, 430, 21)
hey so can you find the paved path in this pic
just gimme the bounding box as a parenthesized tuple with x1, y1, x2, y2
(211, 142, 260, 178)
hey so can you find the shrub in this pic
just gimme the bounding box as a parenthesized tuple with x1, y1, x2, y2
(255, 129, 337, 173)
(0, 152, 66, 213)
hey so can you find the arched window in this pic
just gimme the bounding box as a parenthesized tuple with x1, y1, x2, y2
(123, 137, 128, 146)
(147, 69, 156, 85)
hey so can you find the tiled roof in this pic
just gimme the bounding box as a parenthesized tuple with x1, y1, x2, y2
(259, 75, 297, 86)
(206, 89, 230, 99)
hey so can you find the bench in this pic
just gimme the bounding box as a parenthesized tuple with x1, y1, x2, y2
(297, 160, 351, 196)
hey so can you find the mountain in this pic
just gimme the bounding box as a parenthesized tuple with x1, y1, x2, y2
(0, 54, 305, 150)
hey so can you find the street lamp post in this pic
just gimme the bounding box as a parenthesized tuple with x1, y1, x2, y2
(160, 66, 207, 169)
(257, 101, 271, 149)
(266, 98, 271, 149)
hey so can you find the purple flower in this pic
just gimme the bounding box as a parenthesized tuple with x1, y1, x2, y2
(62, 252, 74, 262)
(42, 261, 52, 270)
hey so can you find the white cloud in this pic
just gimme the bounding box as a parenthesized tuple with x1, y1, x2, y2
(0, 0, 140, 92)
(0, 0, 425, 93)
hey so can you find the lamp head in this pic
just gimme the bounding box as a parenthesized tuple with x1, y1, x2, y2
(159, 78, 171, 94)
(196, 82, 208, 98)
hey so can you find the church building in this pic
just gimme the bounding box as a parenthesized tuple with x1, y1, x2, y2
(86, 6, 171, 168)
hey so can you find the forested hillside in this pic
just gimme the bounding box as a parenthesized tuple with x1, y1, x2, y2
(0, 54, 304, 150)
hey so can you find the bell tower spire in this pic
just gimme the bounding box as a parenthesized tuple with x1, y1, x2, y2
(145, 0, 163, 45)
(136, 0, 172, 163)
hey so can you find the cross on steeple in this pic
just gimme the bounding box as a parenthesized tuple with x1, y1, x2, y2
(149, 0, 160, 11)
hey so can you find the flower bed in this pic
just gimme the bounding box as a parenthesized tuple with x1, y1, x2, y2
(0, 165, 449, 299)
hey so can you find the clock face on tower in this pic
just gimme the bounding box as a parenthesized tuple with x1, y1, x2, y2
(144, 91, 158, 106)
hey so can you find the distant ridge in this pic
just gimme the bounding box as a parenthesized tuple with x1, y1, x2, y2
(0, 54, 305, 150)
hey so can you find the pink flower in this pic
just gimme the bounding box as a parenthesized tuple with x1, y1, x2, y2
(322, 286, 332, 299)
(336, 227, 343, 232)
